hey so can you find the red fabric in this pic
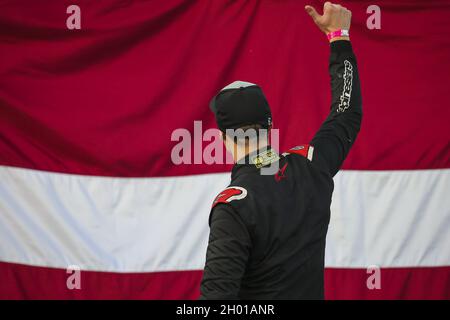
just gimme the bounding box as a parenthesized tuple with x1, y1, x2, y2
(325, 267, 450, 300)
(1, 0, 449, 177)
(1, 262, 449, 300)
(0, 262, 203, 300)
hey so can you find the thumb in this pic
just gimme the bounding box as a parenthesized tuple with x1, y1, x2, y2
(305, 5, 320, 22)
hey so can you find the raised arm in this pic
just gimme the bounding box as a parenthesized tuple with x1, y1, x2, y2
(305, 2, 362, 176)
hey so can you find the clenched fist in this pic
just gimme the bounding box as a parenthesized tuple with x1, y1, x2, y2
(305, 2, 351, 41)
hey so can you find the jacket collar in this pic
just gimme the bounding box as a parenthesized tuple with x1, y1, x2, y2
(231, 146, 280, 180)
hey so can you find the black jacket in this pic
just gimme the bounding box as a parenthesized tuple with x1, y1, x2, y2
(200, 41, 362, 300)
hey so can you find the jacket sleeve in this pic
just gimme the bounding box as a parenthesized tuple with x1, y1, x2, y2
(199, 204, 251, 300)
(310, 40, 362, 176)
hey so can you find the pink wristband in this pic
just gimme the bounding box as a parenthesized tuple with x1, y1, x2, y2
(327, 29, 350, 41)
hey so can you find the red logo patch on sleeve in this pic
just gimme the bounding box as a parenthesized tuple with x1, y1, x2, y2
(212, 186, 247, 208)
(286, 144, 314, 161)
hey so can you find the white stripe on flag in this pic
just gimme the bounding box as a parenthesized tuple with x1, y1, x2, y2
(0, 166, 449, 272)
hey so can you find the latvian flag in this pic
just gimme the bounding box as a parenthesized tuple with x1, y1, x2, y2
(0, 1, 449, 299)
